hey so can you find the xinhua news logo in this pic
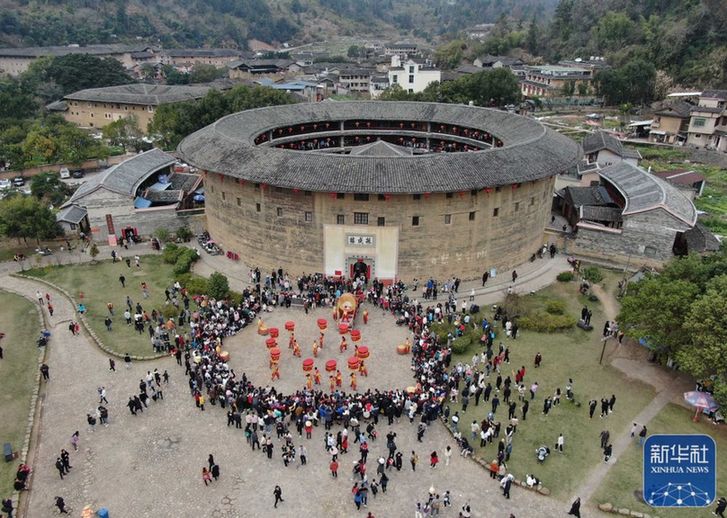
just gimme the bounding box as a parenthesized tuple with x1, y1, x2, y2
(643, 434, 716, 507)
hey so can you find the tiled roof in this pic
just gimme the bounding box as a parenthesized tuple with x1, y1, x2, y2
(64, 149, 176, 205)
(701, 90, 727, 100)
(582, 131, 641, 160)
(564, 186, 613, 207)
(683, 222, 721, 253)
(0, 44, 149, 58)
(651, 170, 705, 187)
(177, 101, 581, 193)
(349, 141, 413, 157)
(654, 101, 692, 118)
(580, 205, 622, 223)
(143, 189, 183, 203)
(599, 162, 697, 226)
(165, 49, 241, 58)
(56, 204, 87, 224)
(64, 84, 215, 105)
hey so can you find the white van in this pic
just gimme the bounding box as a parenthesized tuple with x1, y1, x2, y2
(59, 167, 70, 179)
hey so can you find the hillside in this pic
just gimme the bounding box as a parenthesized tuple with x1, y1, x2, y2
(0, 0, 558, 49)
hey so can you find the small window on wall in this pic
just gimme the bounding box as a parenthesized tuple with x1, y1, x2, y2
(277, 207, 283, 217)
(304, 191, 312, 196)
(469, 211, 476, 220)
(444, 214, 452, 224)
(337, 214, 345, 224)
(336, 193, 345, 199)
(354, 212, 369, 225)
(378, 194, 386, 201)
(514, 201, 520, 212)
(530, 196, 535, 206)
(236, 197, 241, 206)
(304, 211, 312, 222)
(446, 193, 453, 199)
(354, 193, 369, 201)
(413, 194, 421, 200)
(471, 190, 478, 196)
(209, 185, 214, 193)
(256, 203, 261, 212)
(492, 208, 499, 217)
(377, 217, 385, 226)
(221, 192, 226, 201)
(254, 183, 260, 190)
(412, 216, 420, 226)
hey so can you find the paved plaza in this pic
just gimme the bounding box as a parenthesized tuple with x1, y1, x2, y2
(2, 274, 566, 518)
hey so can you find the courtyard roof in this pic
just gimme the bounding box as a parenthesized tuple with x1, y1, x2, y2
(599, 162, 697, 226)
(177, 101, 581, 193)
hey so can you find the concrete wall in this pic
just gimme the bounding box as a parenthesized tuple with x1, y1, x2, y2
(571, 208, 691, 268)
(78, 189, 203, 241)
(203, 173, 555, 280)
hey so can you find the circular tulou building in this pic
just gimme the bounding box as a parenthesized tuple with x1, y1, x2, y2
(178, 101, 580, 282)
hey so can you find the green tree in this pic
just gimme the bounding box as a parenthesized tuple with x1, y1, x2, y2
(594, 11, 638, 52)
(678, 275, 727, 406)
(561, 80, 576, 96)
(595, 59, 656, 106)
(618, 277, 698, 357)
(0, 79, 38, 120)
(162, 64, 190, 85)
(347, 45, 362, 58)
(102, 116, 143, 152)
(207, 272, 230, 300)
(23, 54, 133, 97)
(89, 242, 99, 262)
(0, 196, 61, 243)
(434, 39, 467, 70)
(189, 64, 227, 84)
(30, 172, 71, 205)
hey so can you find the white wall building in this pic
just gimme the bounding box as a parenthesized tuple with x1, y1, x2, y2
(387, 56, 441, 94)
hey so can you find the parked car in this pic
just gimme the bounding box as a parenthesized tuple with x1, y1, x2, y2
(71, 170, 85, 178)
(59, 167, 70, 179)
(0, 178, 10, 190)
(12, 176, 24, 187)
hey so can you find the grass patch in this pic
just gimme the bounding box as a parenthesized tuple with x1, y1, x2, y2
(593, 403, 727, 517)
(25, 255, 180, 357)
(450, 281, 654, 498)
(0, 291, 40, 496)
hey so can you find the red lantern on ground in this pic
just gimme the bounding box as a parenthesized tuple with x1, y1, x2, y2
(325, 359, 337, 372)
(317, 318, 328, 331)
(347, 356, 360, 371)
(302, 358, 315, 372)
(350, 329, 361, 342)
(338, 323, 349, 335)
(397, 343, 410, 355)
(265, 337, 277, 348)
(269, 327, 279, 338)
(285, 321, 295, 332)
(270, 347, 281, 362)
(356, 346, 370, 360)
(219, 351, 230, 362)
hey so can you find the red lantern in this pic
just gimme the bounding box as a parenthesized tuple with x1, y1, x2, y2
(397, 343, 410, 355)
(356, 346, 370, 359)
(285, 321, 295, 332)
(219, 351, 230, 362)
(317, 318, 328, 331)
(270, 347, 281, 362)
(269, 327, 279, 338)
(350, 329, 361, 342)
(325, 359, 337, 372)
(265, 337, 277, 348)
(347, 356, 360, 371)
(338, 323, 349, 335)
(302, 358, 315, 372)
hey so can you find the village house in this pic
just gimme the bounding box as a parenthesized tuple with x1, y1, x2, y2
(651, 169, 706, 200)
(62, 83, 223, 132)
(59, 149, 203, 241)
(473, 55, 523, 69)
(383, 42, 417, 58)
(338, 67, 375, 94)
(227, 59, 299, 79)
(0, 44, 154, 76)
(649, 101, 692, 144)
(520, 64, 593, 98)
(582, 131, 641, 167)
(686, 90, 727, 152)
(161, 48, 244, 71)
(387, 56, 441, 94)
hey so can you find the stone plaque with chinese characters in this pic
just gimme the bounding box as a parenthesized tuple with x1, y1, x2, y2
(346, 234, 375, 247)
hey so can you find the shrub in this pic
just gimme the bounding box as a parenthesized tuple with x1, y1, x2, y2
(208, 272, 230, 300)
(582, 266, 603, 283)
(175, 226, 193, 242)
(519, 312, 577, 332)
(160, 304, 178, 320)
(588, 294, 599, 303)
(184, 276, 209, 296)
(557, 271, 574, 282)
(430, 323, 452, 344)
(155, 228, 170, 243)
(162, 243, 180, 264)
(172, 248, 199, 275)
(545, 299, 567, 315)
(451, 335, 472, 354)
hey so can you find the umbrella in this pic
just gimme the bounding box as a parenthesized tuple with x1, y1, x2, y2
(684, 391, 719, 411)
(683, 391, 719, 421)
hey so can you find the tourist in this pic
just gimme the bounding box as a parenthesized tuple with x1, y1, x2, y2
(568, 497, 581, 517)
(54, 496, 69, 514)
(273, 485, 284, 508)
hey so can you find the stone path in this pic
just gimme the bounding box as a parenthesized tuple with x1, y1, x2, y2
(3, 272, 568, 518)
